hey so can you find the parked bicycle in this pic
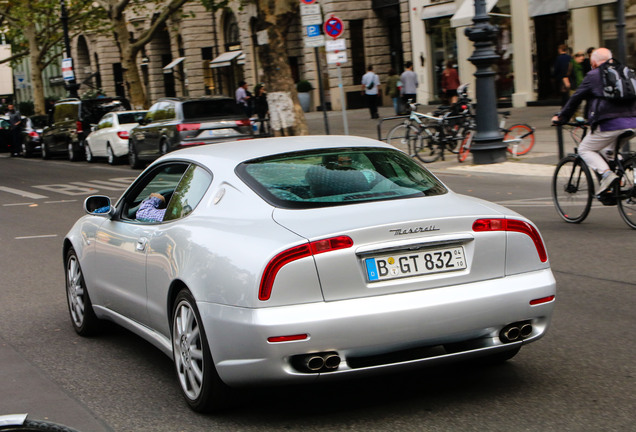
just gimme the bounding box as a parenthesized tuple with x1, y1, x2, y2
(458, 111, 535, 162)
(551, 120, 636, 229)
(386, 103, 471, 163)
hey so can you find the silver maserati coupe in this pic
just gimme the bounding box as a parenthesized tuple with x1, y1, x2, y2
(64, 135, 556, 412)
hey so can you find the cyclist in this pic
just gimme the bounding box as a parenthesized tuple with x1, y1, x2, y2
(551, 47, 636, 195)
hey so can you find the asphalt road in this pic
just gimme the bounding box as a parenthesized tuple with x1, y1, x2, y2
(0, 153, 634, 432)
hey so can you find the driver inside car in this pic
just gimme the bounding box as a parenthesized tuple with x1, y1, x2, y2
(136, 192, 167, 222)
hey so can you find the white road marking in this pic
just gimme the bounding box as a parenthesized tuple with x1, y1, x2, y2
(0, 186, 48, 199)
(15, 234, 58, 240)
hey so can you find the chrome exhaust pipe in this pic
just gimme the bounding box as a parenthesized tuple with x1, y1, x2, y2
(322, 353, 341, 370)
(303, 355, 325, 371)
(520, 323, 533, 338)
(503, 326, 521, 342)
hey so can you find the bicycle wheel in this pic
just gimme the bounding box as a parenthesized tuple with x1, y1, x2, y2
(415, 136, 442, 163)
(387, 124, 421, 159)
(505, 124, 535, 156)
(616, 156, 636, 229)
(458, 130, 474, 163)
(552, 155, 594, 223)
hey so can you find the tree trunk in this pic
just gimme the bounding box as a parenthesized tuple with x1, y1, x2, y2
(111, 13, 146, 108)
(24, 26, 46, 115)
(256, 0, 308, 136)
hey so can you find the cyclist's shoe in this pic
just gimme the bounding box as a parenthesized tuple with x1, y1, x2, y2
(596, 171, 618, 195)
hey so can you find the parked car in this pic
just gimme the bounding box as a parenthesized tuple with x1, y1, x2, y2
(85, 110, 147, 165)
(0, 115, 10, 153)
(20, 114, 48, 157)
(65, 136, 555, 413)
(41, 97, 131, 161)
(128, 96, 252, 169)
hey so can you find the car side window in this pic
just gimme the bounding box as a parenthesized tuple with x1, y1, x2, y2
(164, 102, 176, 120)
(145, 104, 160, 123)
(121, 163, 190, 222)
(163, 164, 213, 221)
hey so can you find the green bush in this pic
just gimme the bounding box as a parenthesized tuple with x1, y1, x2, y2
(296, 80, 314, 93)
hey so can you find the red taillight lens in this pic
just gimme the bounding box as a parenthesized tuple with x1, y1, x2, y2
(530, 295, 555, 306)
(235, 119, 251, 127)
(76, 121, 83, 133)
(29, 131, 39, 138)
(472, 218, 548, 263)
(176, 123, 201, 132)
(267, 334, 309, 343)
(461, 105, 468, 110)
(259, 235, 354, 301)
(117, 130, 129, 140)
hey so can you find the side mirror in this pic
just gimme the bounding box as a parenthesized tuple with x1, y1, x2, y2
(84, 195, 115, 217)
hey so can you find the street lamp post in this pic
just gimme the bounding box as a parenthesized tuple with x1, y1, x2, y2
(60, 0, 79, 98)
(464, 0, 506, 164)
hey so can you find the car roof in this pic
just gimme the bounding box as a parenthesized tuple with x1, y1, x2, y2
(153, 136, 397, 167)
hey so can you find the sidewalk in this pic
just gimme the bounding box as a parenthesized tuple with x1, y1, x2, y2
(304, 104, 563, 177)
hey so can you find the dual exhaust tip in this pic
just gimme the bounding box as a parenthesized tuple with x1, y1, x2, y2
(500, 321, 533, 343)
(294, 352, 341, 373)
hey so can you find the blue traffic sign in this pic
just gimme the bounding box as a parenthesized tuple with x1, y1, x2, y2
(306, 24, 321, 38)
(300, 0, 317, 4)
(324, 16, 344, 39)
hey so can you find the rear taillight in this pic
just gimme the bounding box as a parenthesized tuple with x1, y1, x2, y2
(235, 119, 251, 127)
(117, 130, 129, 140)
(29, 131, 38, 138)
(472, 218, 548, 263)
(259, 235, 354, 301)
(76, 121, 83, 133)
(176, 123, 201, 132)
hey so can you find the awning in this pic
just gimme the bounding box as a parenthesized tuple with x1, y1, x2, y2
(421, 1, 457, 20)
(568, 0, 615, 10)
(162, 57, 185, 73)
(209, 50, 243, 69)
(450, 0, 498, 28)
(529, 0, 568, 17)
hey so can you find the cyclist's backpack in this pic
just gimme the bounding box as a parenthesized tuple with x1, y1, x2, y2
(599, 59, 636, 100)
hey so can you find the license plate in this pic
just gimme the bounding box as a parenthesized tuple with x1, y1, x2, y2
(365, 246, 466, 282)
(201, 128, 238, 137)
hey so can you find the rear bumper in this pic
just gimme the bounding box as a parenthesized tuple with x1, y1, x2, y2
(199, 268, 555, 386)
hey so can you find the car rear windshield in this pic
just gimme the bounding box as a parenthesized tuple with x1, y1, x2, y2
(82, 99, 129, 124)
(236, 147, 447, 209)
(118, 112, 145, 124)
(182, 99, 245, 120)
(30, 115, 48, 129)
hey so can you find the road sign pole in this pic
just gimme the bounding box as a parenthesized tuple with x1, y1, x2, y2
(314, 47, 330, 135)
(336, 65, 348, 135)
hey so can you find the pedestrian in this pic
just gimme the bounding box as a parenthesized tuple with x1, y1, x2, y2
(7, 104, 22, 157)
(441, 60, 460, 104)
(582, 47, 594, 75)
(361, 65, 381, 119)
(553, 44, 572, 105)
(570, 51, 585, 90)
(552, 47, 636, 195)
(385, 68, 401, 115)
(235, 80, 251, 117)
(253, 83, 269, 134)
(400, 61, 418, 107)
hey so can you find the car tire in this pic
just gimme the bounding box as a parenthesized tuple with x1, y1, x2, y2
(85, 143, 94, 163)
(22, 142, 31, 158)
(160, 139, 169, 155)
(41, 142, 50, 160)
(172, 290, 231, 413)
(129, 141, 143, 169)
(68, 142, 81, 162)
(106, 143, 118, 165)
(478, 346, 521, 365)
(65, 248, 100, 336)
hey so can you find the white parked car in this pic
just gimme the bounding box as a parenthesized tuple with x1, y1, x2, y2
(84, 110, 147, 164)
(64, 136, 556, 413)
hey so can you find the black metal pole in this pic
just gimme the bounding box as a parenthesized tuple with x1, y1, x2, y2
(314, 47, 330, 134)
(464, 0, 506, 164)
(616, 0, 627, 64)
(60, 0, 79, 98)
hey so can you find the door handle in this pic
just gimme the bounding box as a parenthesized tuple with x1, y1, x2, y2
(136, 237, 148, 252)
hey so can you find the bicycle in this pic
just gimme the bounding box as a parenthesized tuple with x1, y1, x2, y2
(551, 120, 636, 229)
(386, 102, 471, 163)
(0, 413, 80, 432)
(457, 111, 535, 162)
